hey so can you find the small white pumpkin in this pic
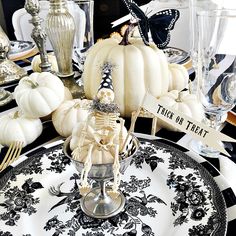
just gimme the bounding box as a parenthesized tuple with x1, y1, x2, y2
(14, 72, 65, 118)
(70, 121, 128, 164)
(69, 122, 115, 164)
(168, 63, 189, 91)
(64, 87, 73, 101)
(52, 99, 92, 137)
(83, 35, 170, 117)
(0, 110, 43, 147)
(156, 90, 205, 131)
(40, 86, 73, 122)
(31, 54, 58, 73)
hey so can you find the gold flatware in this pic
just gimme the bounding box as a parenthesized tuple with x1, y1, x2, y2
(0, 141, 23, 172)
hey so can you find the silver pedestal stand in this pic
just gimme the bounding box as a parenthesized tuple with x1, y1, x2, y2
(81, 181, 125, 219)
(63, 136, 139, 219)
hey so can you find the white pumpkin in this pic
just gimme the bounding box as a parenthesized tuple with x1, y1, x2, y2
(83, 36, 170, 116)
(64, 87, 73, 101)
(70, 121, 129, 164)
(0, 110, 43, 147)
(52, 99, 92, 137)
(156, 90, 205, 131)
(14, 72, 65, 118)
(69, 122, 114, 164)
(40, 86, 73, 122)
(31, 54, 58, 73)
(168, 63, 189, 91)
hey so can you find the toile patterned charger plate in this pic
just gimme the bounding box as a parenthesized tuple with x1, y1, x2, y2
(0, 137, 230, 236)
(8, 41, 36, 61)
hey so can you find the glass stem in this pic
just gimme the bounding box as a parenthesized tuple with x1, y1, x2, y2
(99, 180, 108, 199)
(190, 53, 199, 95)
(205, 112, 225, 131)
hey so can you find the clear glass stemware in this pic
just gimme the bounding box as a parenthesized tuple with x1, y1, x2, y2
(191, 9, 236, 157)
(189, 0, 224, 94)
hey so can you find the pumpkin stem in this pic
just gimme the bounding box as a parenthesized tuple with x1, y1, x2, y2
(176, 92, 183, 102)
(13, 111, 19, 119)
(119, 23, 138, 46)
(176, 88, 188, 102)
(74, 102, 82, 109)
(24, 79, 39, 89)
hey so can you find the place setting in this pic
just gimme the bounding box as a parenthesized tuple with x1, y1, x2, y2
(0, 0, 236, 235)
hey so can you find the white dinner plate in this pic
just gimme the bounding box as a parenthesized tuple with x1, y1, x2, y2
(0, 137, 229, 236)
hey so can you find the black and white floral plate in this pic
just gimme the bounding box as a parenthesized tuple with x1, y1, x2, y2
(0, 137, 232, 236)
(8, 41, 36, 61)
(163, 47, 189, 64)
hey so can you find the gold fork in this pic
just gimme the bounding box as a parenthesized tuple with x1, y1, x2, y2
(0, 141, 24, 172)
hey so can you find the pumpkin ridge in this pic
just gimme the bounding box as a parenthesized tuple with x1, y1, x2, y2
(17, 94, 34, 116)
(37, 86, 63, 110)
(1, 118, 9, 145)
(29, 89, 52, 117)
(8, 119, 26, 144)
(16, 119, 32, 144)
(138, 45, 149, 94)
(56, 109, 69, 135)
(123, 45, 127, 116)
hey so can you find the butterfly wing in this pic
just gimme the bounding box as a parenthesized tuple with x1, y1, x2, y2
(149, 9, 180, 49)
(122, 0, 150, 45)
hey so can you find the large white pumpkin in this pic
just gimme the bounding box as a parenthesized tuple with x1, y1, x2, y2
(83, 36, 170, 116)
(157, 90, 205, 131)
(14, 72, 65, 118)
(0, 110, 43, 147)
(52, 99, 92, 137)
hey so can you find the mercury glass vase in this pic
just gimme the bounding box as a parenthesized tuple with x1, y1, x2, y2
(46, 0, 75, 78)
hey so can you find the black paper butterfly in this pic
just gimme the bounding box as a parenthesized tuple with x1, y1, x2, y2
(122, 0, 180, 49)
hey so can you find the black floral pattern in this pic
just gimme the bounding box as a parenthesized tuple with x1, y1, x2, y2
(167, 171, 212, 226)
(44, 174, 164, 235)
(10, 157, 43, 181)
(168, 153, 193, 170)
(44, 215, 66, 235)
(132, 142, 164, 171)
(46, 147, 71, 173)
(0, 140, 227, 236)
(0, 231, 13, 236)
(188, 213, 220, 236)
(120, 175, 151, 193)
(0, 178, 43, 226)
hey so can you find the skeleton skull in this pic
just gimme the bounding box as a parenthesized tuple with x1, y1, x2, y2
(97, 88, 115, 104)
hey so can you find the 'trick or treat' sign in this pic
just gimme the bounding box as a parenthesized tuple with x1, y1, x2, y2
(142, 92, 235, 156)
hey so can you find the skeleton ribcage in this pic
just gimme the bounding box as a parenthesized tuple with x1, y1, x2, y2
(94, 111, 120, 131)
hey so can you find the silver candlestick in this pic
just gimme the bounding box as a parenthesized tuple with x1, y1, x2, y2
(24, 0, 51, 72)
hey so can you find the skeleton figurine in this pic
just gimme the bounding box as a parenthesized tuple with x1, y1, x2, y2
(72, 62, 127, 197)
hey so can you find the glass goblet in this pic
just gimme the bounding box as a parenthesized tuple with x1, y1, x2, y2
(191, 9, 236, 157)
(188, 0, 224, 94)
